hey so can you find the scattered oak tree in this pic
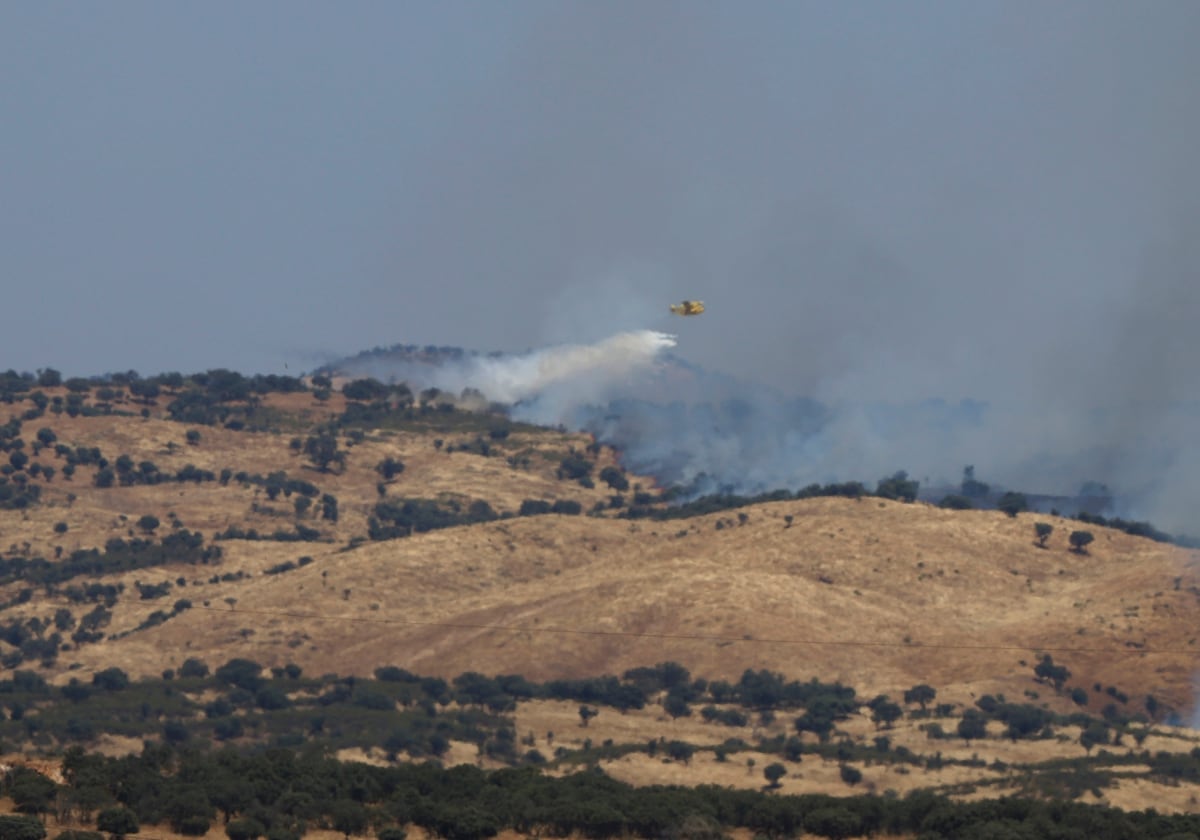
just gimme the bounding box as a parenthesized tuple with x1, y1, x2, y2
(903, 684, 937, 712)
(578, 705, 597, 727)
(1034, 654, 1071, 692)
(763, 762, 787, 789)
(304, 431, 345, 473)
(958, 710, 987, 745)
(97, 807, 139, 840)
(1069, 530, 1095, 554)
(1035, 522, 1053, 547)
(996, 491, 1027, 518)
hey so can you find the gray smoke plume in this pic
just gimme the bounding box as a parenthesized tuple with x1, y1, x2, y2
(337, 317, 1194, 535)
(349, 1, 1200, 533)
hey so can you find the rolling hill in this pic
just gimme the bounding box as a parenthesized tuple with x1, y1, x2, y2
(2, 371, 1200, 832)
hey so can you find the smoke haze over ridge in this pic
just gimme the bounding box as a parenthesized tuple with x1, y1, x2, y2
(427, 330, 677, 405)
(338, 321, 1198, 536)
(3, 3, 1199, 528)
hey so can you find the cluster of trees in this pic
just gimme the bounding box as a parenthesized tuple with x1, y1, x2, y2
(0, 478, 40, 510)
(96, 459, 216, 488)
(517, 499, 582, 516)
(2, 431, 197, 497)
(0, 530, 220, 590)
(0, 660, 867, 758)
(232, 470, 322, 503)
(0, 655, 1176, 836)
(1, 364, 483, 442)
(924, 687, 1149, 748)
(337, 399, 418, 429)
(368, 497, 499, 539)
(5, 744, 1200, 840)
(363, 664, 868, 734)
(557, 451, 595, 487)
(4, 368, 308, 403)
(0, 660, 518, 762)
(162, 370, 306, 427)
(2, 388, 119, 420)
(263, 556, 314, 576)
(598, 465, 628, 491)
(317, 342, 474, 372)
(0, 599, 172, 669)
(213, 525, 323, 543)
(301, 409, 511, 481)
(0, 532, 222, 667)
(0, 420, 227, 499)
(623, 483, 867, 521)
(334, 380, 517, 434)
(1033, 522, 1096, 553)
(1074, 511, 1200, 548)
(376, 457, 405, 481)
(7, 657, 1142, 763)
(443, 436, 495, 457)
(934, 466, 1027, 514)
(1033, 654, 1071, 692)
(0, 422, 56, 507)
(341, 377, 397, 403)
(301, 429, 346, 473)
(875, 471, 919, 502)
(0, 369, 45, 397)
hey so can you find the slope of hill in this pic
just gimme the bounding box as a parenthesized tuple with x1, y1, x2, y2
(32, 495, 1200, 713)
(2, 374, 1200, 827)
(1, 378, 1197, 708)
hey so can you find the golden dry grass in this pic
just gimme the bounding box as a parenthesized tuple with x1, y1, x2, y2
(5, 392, 1200, 710)
(6, 389, 1200, 817)
(509, 698, 1200, 813)
(1, 391, 621, 560)
(74, 498, 1194, 713)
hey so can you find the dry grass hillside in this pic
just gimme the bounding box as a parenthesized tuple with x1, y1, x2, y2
(56, 499, 1200, 712)
(1, 384, 1198, 709)
(3, 379, 1200, 822)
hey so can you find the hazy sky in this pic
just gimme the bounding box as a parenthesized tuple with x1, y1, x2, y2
(3, 1, 1197, 407)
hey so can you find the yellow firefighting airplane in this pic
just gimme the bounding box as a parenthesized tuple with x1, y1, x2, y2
(669, 300, 705, 316)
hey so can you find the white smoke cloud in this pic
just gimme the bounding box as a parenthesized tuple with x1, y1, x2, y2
(427, 329, 677, 406)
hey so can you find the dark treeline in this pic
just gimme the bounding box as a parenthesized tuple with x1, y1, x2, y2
(0, 661, 882, 772)
(366, 486, 587, 541)
(0, 658, 1158, 766)
(315, 342, 479, 371)
(0, 532, 220, 668)
(368, 498, 500, 540)
(0, 660, 1188, 836)
(4, 744, 1200, 840)
(623, 482, 873, 521)
(1073, 511, 1200, 549)
(0, 531, 220, 590)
